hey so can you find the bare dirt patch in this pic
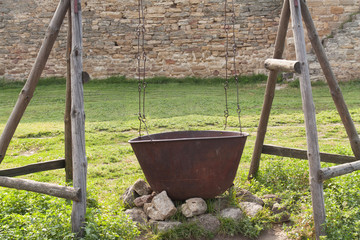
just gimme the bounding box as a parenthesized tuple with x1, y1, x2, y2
(213, 224, 288, 240)
(19, 148, 39, 157)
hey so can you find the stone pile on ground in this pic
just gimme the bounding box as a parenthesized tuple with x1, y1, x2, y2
(122, 179, 290, 233)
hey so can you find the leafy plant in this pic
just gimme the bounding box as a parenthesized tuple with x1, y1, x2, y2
(0, 189, 140, 240)
(1, 75, 360, 239)
(155, 222, 213, 240)
(219, 217, 262, 239)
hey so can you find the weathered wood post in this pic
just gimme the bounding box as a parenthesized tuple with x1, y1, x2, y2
(300, 0, 360, 160)
(289, 0, 325, 238)
(65, 7, 73, 182)
(0, 176, 80, 201)
(319, 160, 360, 181)
(70, 0, 87, 236)
(248, 0, 290, 179)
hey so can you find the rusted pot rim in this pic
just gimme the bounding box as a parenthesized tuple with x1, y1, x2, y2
(129, 130, 249, 143)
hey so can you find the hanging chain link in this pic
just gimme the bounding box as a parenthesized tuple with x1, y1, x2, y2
(224, 0, 230, 129)
(231, 0, 242, 133)
(137, 0, 149, 136)
(224, 0, 242, 132)
(135, 0, 242, 134)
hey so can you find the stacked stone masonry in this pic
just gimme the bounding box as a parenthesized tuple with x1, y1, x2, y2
(0, 0, 359, 81)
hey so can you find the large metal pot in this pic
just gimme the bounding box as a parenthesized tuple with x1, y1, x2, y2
(129, 130, 248, 200)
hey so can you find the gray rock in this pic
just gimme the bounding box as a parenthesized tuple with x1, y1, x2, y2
(122, 186, 139, 207)
(239, 202, 263, 218)
(181, 198, 207, 218)
(263, 194, 282, 208)
(150, 220, 182, 232)
(220, 208, 244, 221)
(272, 203, 287, 214)
(273, 211, 291, 223)
(147, 191, 177, 220)
(236, 188, 264, 206)
(262, 194, 282, 203)
(190, 214, 220, 233)
(133, 179, 152, 196)
(143, 202, 152, 215)
(0, 8, 10, 14)
(124, 208, 148, 225)
(134, 194, 154, 207)
(212, 196, 231, 213)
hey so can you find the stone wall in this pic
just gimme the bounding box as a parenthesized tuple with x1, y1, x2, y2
(0, 0, 359, 81)
(307, 12, 360, 81)
(294, 0, 360, 81)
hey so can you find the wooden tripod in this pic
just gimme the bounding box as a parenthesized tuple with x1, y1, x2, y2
(0, 0, 87, 237)
(248, 0, 360, 238)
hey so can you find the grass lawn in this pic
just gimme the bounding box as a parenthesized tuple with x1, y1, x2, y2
(0, 76, 359, 239)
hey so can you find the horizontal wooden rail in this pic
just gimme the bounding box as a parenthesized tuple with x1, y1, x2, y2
(0, 176, 80, 201)
(262, 144, 356, 164)
(319, 160, 360, 181)
(264, 59, 301, 74)
(0, 159, 65, 177)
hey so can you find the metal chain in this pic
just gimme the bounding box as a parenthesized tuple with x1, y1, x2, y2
(135, 0, 242, 134)
(224, 0, 230, 129)
(224, 0, 242, 132)
(231, 0, 242, 133)
(137, 0, 149, 136)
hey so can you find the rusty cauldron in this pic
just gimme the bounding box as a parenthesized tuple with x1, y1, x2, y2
(129, 130, 248, 200)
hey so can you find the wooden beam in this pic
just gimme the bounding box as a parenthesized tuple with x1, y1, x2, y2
(300, 0, 360, 160)
(264, 59, 301, 73)
(262, 145, 357, 164)
(70, 0, 87, 237)
(0, 159, 65, 177)
(0, 0, 70, 163)
(289, 0, 325, 238)
(65, 7, 73, 182)
(0, 176, 80, 201)
(319, 160, 360, 181)
(248, 0, 290, 180)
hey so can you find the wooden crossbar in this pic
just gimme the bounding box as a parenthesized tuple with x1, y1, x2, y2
(262, 144, 356, 164)
(0, 159, 65, 177)
(264, 59, 301, 73)
(319, 160, 360, 181)
(0, 176, 80, 201)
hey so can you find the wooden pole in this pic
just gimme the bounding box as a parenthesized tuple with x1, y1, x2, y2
(262, 144, 357, 164)
(0, 176, 80, 201)
(289, 0, 325, 238)
(70, 0, 87, 237)
(65, 7, 73, 182)
(300, 0, 360, 160)
(319, 160, 360, 181)
(0, 0, 70, 163)
(264, 59, 301, 74)
(248, 0, 290, 179)
(0, 159, 65, 177)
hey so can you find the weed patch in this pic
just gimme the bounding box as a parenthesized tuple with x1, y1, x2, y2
(219, 217, 262, 239)
(155, 222, 213, 240)
(0, 76, 360, 239)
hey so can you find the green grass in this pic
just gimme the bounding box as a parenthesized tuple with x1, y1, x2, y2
(0, 76, 360, 239)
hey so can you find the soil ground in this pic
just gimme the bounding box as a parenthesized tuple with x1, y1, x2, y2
(213, 224, 288, 240)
